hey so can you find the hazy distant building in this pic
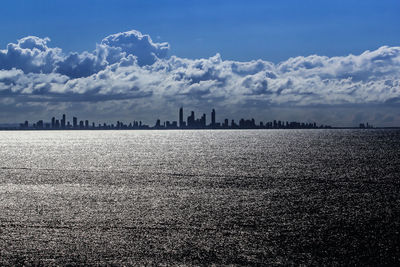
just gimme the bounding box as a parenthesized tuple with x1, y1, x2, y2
(61, 114, 66, 129)
(179, 107, 184, 128)
(187, 111, 195, 128)
(211, 109, 216, 128)
(224, 119, 229, 128)
(155, 119, 161, 128)
(73, 117, 77, 128)
(15, 106, 331, 131)
(36, 120, 44, 129)
(201, 113, 206, 127)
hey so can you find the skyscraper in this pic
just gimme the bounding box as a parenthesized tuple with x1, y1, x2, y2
(61, 114, 66, 129)
(211, 109, 216, 128)
(187, 111, 195, 127)
(73, 117, 77, 128)
(201, 113, 206, 127)
(179, 107, 184, 128)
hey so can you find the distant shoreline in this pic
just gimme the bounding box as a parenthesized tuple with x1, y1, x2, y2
(1, 127, 399, 131)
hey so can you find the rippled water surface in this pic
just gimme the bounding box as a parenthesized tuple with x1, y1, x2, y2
(1, 130, 400, 265)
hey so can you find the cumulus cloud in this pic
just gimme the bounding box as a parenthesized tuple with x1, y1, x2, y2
(0, 29, 400, 125)
(101, 30, 169, 66)
(0, 30, 169, 79)
(0, 36, 62, 74)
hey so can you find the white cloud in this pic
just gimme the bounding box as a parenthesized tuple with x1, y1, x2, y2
(100, 30, 169, 66)
(0, 36, 62, 74)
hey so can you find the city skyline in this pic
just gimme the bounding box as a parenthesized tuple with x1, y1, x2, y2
(4, 106, 392, 130)
(8, 107, 337, 130)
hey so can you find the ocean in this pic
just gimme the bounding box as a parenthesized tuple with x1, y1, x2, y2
(0, 129, 399, 265)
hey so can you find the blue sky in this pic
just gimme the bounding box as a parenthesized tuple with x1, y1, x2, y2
(1, 0, 399, 62)
(0, 1, 400, 126)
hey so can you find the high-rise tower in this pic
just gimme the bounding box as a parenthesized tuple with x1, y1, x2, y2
(201, 113, 206, 127)
(187, 111, 195, 128)
(73, 117, 77, 128)
(61, 114, 66, 129)
(211, 109, 216, 128)
(179, 107, 184, 128)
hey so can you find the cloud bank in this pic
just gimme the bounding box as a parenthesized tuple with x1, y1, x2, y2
(0, 30, 399, 125)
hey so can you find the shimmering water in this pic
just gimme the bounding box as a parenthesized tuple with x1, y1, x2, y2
(0, 130, 399, 265)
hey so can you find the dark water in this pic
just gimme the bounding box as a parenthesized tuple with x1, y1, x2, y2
(0, 129, 399, 265)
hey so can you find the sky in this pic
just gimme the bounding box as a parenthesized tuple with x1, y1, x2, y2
(0, 0, 400, 126)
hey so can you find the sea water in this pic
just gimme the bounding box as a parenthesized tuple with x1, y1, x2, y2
(0, 129, 399, 265)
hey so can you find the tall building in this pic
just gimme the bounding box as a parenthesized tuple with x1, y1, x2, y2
(51, 117, 55, 129)
(187, 111, 195, 128)
(201, 113, 206, 127)
(155, 119, 161, 128)
(61, 114, 66, 129)
(224, 119, 229, 128)
(37, 120, 44, 129)
(73, 117, 77, 128)
(211, 109, 216, 128)
(179, 107, 184, 128)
